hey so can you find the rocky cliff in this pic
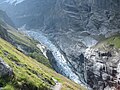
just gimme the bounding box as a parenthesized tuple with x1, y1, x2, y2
(85, 34, 120, 90)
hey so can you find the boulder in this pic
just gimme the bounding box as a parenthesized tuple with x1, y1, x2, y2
(0, 57, 13, 77)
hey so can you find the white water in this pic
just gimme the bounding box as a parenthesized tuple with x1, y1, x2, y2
(23, 30, 86, 85)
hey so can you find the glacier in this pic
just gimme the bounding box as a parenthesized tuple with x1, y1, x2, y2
(23, 30, 88, 87)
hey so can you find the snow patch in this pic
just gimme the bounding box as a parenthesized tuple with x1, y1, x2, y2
(4, 0, 25, 5)
(81, 37, 98, 47)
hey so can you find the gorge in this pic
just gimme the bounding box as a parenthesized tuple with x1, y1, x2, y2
(0, 0, 120, 90)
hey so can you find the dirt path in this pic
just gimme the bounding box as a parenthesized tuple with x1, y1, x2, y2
(53, 83, 62, 90)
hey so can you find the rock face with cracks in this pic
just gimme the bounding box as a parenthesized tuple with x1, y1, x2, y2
(85, 44, 120, 90)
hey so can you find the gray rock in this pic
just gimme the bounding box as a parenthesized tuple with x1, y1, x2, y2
(85, 46, 120, 90)
(0, 57, 13, 77)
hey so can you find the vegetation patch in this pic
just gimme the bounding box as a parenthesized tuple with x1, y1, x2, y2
(94, 33, 120, 49)
(7, 28, 52, 68)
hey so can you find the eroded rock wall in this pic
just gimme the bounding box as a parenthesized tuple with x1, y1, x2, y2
(85, 44, 120, 90)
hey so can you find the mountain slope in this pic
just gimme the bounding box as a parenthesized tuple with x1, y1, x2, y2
(0, 10, 52, 68)
(0, 9, 85, 90)
(0, 34, 84, 90)
(5, 24, 52, 68)
(1, 0, 120, 89)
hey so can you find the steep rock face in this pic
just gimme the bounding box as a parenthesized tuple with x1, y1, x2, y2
(0, 0, 56, 29)
(84, 36, 120, 90)
(0, 0, 120, 88)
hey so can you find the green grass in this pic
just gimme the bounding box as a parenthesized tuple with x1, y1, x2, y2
(94, 34, 120, 50)
(2, 84, 14, 90)
(0, 38, 85, 90)
(4, 24, 52, 68)
(106, 34, 120, 48)
(0, 38, 53, 90)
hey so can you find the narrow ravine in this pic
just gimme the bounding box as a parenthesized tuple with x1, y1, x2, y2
(23, 30, 86, 86)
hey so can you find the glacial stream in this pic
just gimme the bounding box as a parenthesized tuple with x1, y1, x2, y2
(24, 30, 84, 85)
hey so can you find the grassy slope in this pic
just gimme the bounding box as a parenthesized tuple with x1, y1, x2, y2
(93, 34, 120, 49)
(0, 38, 84, 90)
(0, 12, 51, 68)
(3, 24, 52, 68)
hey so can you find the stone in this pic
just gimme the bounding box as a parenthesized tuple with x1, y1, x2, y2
(0, 57, 13, 77)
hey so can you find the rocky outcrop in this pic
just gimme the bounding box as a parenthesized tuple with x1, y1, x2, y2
(0, 57, 13, 77)
(85, 45, 120, 90)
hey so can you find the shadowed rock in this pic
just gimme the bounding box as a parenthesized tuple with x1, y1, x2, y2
(85, 46, 120, 90)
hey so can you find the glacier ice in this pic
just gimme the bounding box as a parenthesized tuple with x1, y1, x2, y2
(23, 30, 87, 87)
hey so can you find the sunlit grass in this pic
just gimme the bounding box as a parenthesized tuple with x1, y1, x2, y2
(94, 34, 120, 49)
(0, 38, 84, 90)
